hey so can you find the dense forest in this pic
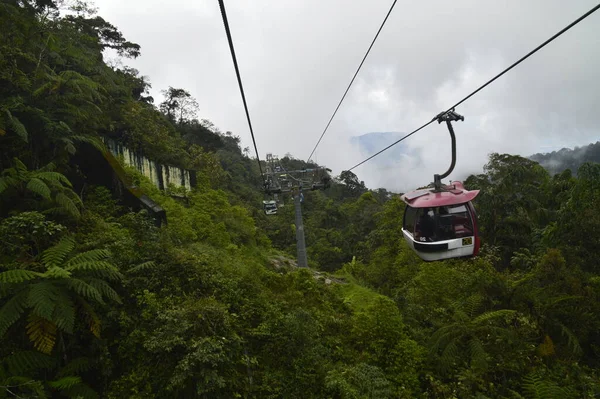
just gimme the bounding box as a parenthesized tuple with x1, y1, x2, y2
(2, 1, 600, 398)
(530, 141, 600, 177)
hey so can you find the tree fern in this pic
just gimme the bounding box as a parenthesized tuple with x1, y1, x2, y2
(65, 249, 111, 267)
(35, 171, 73, 187)
(128, 260, 157, 274)
(43, 266, 72, 279)
(65, 260, 118, 274)
(63, 381, 99, 399)
(3, 109, 28, 142)
(42, 237, 75, 269)
(0, 290, 28, 336)
(87, 278, 121, 304)
(58, 358, 92, 377)
(468, 338, 488, 371)
(0, 269, 42, 283)
(51, 291, 76, 334)
(25, 177, 51, 199)
(3, 351, 55, 376)
(65, 279, 103, 303)
(522, 373, 571, 399)
(54, 191, 81, 218)
(77, 299, 101, 338)
(472, 309, 517, 325)
(557, 322, 582, 356)
(27, 282, 59, 320)
(26, 314, 57, 354)
(48, 376, 82, 390)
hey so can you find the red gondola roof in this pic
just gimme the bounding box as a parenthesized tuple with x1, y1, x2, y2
(401, 181, 479, 208)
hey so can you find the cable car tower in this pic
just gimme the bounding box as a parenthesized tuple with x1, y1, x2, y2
(262, 154, 331, 268)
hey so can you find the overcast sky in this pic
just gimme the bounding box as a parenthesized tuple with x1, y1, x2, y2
(93, 0, 600, 192)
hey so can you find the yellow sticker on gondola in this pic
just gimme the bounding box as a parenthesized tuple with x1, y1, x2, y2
(462, 237, 473, 246)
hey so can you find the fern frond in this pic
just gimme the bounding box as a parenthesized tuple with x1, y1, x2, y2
(52, 291, 75, 334)
(77, 299, 101, 338)
(4, 350, 55, 375)
(65, 279, 103, 303)
(58, 357, 92, 377)
(87, 268, 124, 282)
(522, 372, 570, 399)
(439, 340, 459, 375)
(557, 322, 582, 356)
(34, 171, 72, 188)
(43, 266, 72, 279)
(128, 261, 156, 273)
(71, 135, 106, 153)
(64, 381, 99, 399)
(0, 269, 42, 283)
(0, 177, 9, 194)
(473, 310, 517, 325)
(48, 376, 81, 390)
(26, 314, 57, 354)
(463, 294, 484, 318)
(27, 282, 59, 320)
(66, 249, 111, 267)
(54, 192, 81, 218)
(26, 177, 51, 199)
(13, 157, 28, 175)
(0, 290, 28, 336)
(468, 338, 488, 371)
(87, 278, 121, 304)
(65, 260, 118, 274)
(6, 112, 28, 142)
(42, 237, 75, 268)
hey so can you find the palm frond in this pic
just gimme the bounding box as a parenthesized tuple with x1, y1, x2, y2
(42, 237, 75, 268)
(26, 177, 51, 199)
(0, 290, 29, 336)
(439, 340, 459, 375)
(26, 314, 57, 354)
(0, 269, 42, 283)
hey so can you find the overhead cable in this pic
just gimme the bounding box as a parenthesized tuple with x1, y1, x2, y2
(218, 0, 265, 177)
(307, 0, 398, 162)
(347, 2, 600, 172)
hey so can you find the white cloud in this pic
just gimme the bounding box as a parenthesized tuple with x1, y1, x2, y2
(93, 0, 600, 191)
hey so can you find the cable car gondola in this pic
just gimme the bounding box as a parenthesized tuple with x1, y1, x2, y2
(400, 109, 480, 261)
(263, 200, 278, 215)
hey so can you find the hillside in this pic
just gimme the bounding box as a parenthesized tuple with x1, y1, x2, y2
(530, 140, 600, 175)
(2, 2, 600, 398)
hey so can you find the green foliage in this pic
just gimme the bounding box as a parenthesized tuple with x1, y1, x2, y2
(1, 1, 600, 397)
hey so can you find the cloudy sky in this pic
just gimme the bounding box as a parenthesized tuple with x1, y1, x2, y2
(93, 0, 600, 192)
